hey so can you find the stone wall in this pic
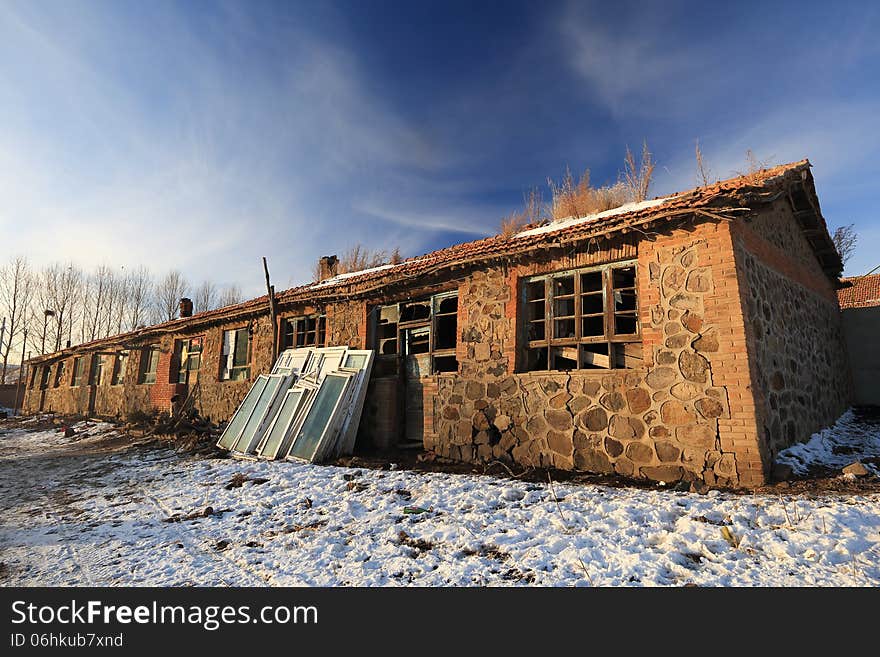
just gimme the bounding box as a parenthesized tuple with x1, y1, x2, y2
(328, 301, 366, 349)
(733, 211, 851, 460)
(427, 222, 759, 487)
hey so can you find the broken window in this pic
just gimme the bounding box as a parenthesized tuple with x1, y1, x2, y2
(174, 337, 203, 384)
(373, 291, 459, 376)
(138, 346, 160, 385)
(39, 365, 51, 390)
(221, 327, 250, 381)
(111, 352, 128, 386)
(282, 315, 326, 349)
(71, 357, 85, 387)
(522, 262, 641, 371)
(89, 354, 106, 386)
(54, 360, 66, 388)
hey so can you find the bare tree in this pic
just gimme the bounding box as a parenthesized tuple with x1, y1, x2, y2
(623, 140, 656, 203)
(127, 266, 153, 330)
(46, 263, 83, 351)
(695, 139, 713, 186)
(0, 256, 33, 383)
(832, 224, 858, 268)
(312, 244, 389, 281)
(218, 284, 243, 308)
(154, 270, 188, 322)
(194, 280, 218, 314)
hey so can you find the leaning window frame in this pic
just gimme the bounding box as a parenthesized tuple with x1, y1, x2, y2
(521, 260, 641, 371)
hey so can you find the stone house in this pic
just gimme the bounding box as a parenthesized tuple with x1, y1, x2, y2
(22, 160, 851, 488)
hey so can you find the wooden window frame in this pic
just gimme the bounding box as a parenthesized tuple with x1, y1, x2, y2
(54, 360, 66, 388)
(173, 337, 203, 385)
(282, 315, 326, 350)
(520, 260, 641, 371)
(372, 291, 459, 376)
(138, 346, 160, 385)
(220, 327, 251, 382)
(71, 356, 85, 387)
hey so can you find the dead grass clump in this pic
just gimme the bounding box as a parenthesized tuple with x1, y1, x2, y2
(500, 188, 544, 238)
(622, 140, 656, 203)
(548, 168, 629, 221)
(695, 139, 714, 186)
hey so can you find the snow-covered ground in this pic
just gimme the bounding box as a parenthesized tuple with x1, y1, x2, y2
(1, 414, 878, 587)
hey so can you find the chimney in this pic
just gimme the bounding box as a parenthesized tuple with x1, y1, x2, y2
(179, 298, 193, 318)
(318, 255, 339, 282)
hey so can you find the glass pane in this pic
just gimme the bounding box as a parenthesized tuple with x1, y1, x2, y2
(583, 315, 605, 337)
(344, 353, 368, 369)
(612, 266, 636, 289)
(553, 275, 575, 296)
(581, 271, 603, 293)
(614, 290, 637, 312)
(615, 313, 638, 335)
(217, 376, 269, 449)
(525, 280, 545, 302)
(582, 293, 604, 315)
(553, 296, 575, 317)
(289, 374, 349, 461)
(554, 318, 576, 339)
(233, 375, 286, 453)
(233, 329, 249, 367)
(259, 389, 305, 458)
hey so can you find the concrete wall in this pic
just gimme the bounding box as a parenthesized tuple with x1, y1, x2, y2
(842, 306, 880, 406)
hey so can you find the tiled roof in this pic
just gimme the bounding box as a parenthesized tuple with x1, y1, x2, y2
(30, 159, 838, 361)
(838, 273, 880, 308)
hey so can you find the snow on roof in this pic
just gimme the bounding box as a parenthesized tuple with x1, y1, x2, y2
(309, 263, 399, 289)
(515, 195, 677, 239)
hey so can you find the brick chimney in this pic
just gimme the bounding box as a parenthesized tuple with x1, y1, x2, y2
(179, 297, 193, 318)
(318, 255, 339, 282)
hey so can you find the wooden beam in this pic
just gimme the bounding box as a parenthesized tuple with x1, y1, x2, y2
(262, 257, 279, 364)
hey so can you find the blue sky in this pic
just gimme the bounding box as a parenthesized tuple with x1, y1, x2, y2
(1, 0, 878, 297)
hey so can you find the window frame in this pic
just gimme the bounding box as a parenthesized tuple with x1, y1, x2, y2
(282, 315, 326, 349)
(54, 360, 66, 388)
(372, 291, 459, 376)
(138, 345, 160, 385)
(220, 327, 251, 382)
(111, 352, 129, 386)
(173, 336, 203, 385)
(521, 260, 641, 372)
(71, 357, 85, 387)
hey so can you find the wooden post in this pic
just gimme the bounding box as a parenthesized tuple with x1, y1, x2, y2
(12, 328, 27, 415)
(262, 257, 279, 364)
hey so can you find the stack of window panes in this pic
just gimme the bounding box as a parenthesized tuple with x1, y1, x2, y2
(216, 346, 374, 463)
